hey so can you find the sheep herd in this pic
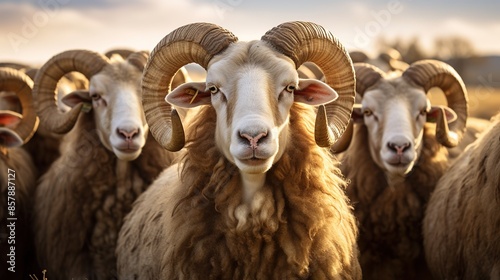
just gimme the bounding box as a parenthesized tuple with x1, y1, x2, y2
(0, 21, 498, 280)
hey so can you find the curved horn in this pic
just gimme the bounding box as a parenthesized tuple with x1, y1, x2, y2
(23, 68, 38, 81)
(142, 22, 238, 151)
(104, 48, 135, 59)
(0, 62, 30, 70)
(354, 63, 386, 96)
(127, 51, 149, 72)
(0, 67, 39, 143)
(327, 64, 386, 153)
(349, 51, 369, 63)
(378, 48, 409, 71)
(261, 21, 356, 147)
(171, 67, 189, 90)
(33, 50, 109, 134)
(403, 59, 468, 147)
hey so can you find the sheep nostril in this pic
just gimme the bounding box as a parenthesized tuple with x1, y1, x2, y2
(387, 142, 411, 155)
(240, 131, 268, 150)
(118, 128, 139, 141)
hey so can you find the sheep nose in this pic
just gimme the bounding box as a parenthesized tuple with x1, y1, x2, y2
(240, 131, 268, 150)
(117, 127, 139, 141)
(387, 141, 411, 155)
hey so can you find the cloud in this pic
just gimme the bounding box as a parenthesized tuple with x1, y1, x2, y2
(0, 0, 221, 64)
(0, 0, 142, 9)
(0, 0, 499, 65)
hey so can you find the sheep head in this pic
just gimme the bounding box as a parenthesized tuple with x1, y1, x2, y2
(142, 22, 355, 175)
(0, 67, 39, 149)
(349, 61, 468, 176)
(34, 50, 149, 161)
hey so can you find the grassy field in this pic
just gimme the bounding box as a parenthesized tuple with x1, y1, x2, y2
(428, 86, 500, 120)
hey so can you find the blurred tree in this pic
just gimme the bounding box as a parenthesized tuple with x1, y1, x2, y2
(434, 36, 476, 75)
(375, 36, 427, 64)
(404, 38, 426, 63)
(375, 36, 405, 57)
(434, 36, 475, 60)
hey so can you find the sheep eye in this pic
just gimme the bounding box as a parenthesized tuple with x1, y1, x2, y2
(208, 85, 219, 94)
(90, 93, 101, 101)
(285, 84, 296, 93)
(416, 108, 428, 121)
(363, 109, 373, 117)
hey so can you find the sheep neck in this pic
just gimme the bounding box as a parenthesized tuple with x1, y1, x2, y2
(115, 158, 131, 182)
(240, 172, 266, 205)
(385, 172, 406, 187)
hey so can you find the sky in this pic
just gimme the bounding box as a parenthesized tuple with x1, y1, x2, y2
(1, 0, 499, 65)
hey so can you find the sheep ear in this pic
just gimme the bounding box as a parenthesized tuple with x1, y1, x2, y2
(62, 90, 92, 110)
(351, 104, 364, 123)
(427, 105, 457, 123)
(0, 111, 22, 128)
(166, 82, 211, 108)
(0, 128, 23, 148)
(294, 79, 338, 105)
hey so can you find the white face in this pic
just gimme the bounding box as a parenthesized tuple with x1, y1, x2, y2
(167, 41, 338, 175)
(89, 62, 148, 161)
(207, 43, 297, 174)
(360, 78, 429, 176)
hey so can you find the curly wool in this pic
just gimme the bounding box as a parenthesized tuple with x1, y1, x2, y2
(22, 128, 62, 176)
(424, 115, 500, 279)
(117, 104, 361, 279)
(34, 112, 176, 280)
(341, 123, 449, 280)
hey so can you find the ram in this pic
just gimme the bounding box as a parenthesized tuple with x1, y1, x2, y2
(0, 64, 88, 174)
(340, 61, 468, 279)
(423, 114, 500, 279)
(0, 67, 40, 279)
(0, 63, 33, 114)
(116, 21, 361, 279)
(29, 70, 89, 174)
(32, 50, 178, 280)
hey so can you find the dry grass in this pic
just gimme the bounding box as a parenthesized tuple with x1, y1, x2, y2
(428, 86, 500, 120)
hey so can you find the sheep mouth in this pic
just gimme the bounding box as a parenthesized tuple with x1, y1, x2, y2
(385, 155, 413, 167)
(117, 148, 140, 153)
(115, 145, 141, 153)
(240, 157, 267, 166)
(384, 158, 415, 175)
(387, 161, 409, 167)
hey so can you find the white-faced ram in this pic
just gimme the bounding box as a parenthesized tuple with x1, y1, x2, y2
(32, 50, 178, 280)
(340, 61, 468, 279)
(0, 67, 40, 279)
(116, 21, 362, 279)
(423, 114, 500, 279)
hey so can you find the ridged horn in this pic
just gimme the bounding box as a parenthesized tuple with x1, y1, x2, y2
(127, 51, 149, 72)
(349, 51, 369, 63)
(142, 22, 238, 151)
(104, 48, 135, 59)
(328, 64, 385, 153)
(403, 60, 468, 147)
(354, 63, 386, 96)
(378, 48, 409, 71)
(0, 67, 39, 143)
(33, 50, 109, 134)
(261, 21, 356, 147)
